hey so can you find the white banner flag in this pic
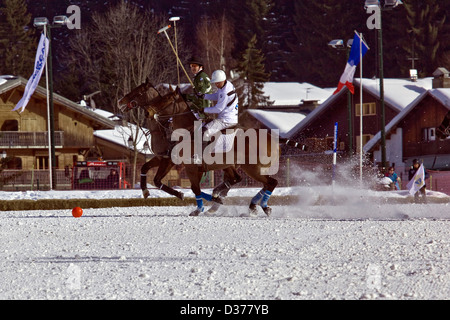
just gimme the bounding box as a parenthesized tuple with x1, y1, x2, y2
(12, 33, 49, 113)
(406, 163, 425, 196)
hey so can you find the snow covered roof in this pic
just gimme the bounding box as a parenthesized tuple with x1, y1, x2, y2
(429, 88, 450, 107)
(0, 76, 116, 129)
(292, 77, 435, 139)
(246, 109, 307, 139)
(92, 109, 153, 155)
(261, 82, 332, 106)
(354, 77, 433, 112)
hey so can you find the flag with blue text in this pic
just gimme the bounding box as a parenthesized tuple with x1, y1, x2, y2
(406, 163, 425, 196)
(12, 34, 49, 113)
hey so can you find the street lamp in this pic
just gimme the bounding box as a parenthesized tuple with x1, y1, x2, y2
(169, 16, 181, 85)
(364, 0, 403, 170)
(33, 15, 69, 190)
(328, 38, 354, 155)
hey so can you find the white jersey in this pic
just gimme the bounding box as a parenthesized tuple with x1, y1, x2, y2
(203, 81, 238, 124)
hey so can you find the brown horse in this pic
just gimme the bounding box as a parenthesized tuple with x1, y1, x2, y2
(125, 82, 307, 217)
(118, 79, 242, 213)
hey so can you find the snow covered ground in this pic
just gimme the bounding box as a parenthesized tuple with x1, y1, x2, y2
(1, 185, 449, 302)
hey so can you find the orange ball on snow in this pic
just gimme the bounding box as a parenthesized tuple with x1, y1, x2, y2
(72, 207, 83, 218)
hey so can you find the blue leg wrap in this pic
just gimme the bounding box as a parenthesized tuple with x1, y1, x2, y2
(196, 196, 204, 211)
(200, 192, 213, 201)
(251, 189, 265, 205)
(260, 191, 272, 208)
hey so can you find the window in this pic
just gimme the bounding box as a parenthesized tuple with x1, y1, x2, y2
(356, 134, 373, 153)
(422, 128, 436, 142)
(1, 120, 18, 131)
(355, 103, 377, 116)
(36, 156, 49, 170)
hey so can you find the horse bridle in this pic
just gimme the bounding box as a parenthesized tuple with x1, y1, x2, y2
(119, 87, 150, 112)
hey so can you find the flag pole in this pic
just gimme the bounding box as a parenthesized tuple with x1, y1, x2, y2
(359, 31, 363, 182)
(44, 26, 53, 190)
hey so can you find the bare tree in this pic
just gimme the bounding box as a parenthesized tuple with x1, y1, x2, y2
(196, 14, 235, 74)
(64, 1, 192, 184)
(65, 0, 190, 111)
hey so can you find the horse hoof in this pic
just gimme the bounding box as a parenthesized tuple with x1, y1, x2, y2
(189, 208, 203, 217)
(205, 202, 221, 215)
(262, 206, 272, 217)
(249, 203, 258, 217)
(177, 192, 185, 201)
(212, 196, 223, 205)
(142, 189, 150, 199)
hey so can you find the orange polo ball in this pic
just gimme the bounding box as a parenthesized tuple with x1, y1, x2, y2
(72, 207, 83, 218)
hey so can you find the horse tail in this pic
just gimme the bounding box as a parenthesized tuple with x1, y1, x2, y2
(279, 138, 308, 151)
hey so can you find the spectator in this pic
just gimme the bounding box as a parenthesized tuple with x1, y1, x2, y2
(107, 169, 119, 189)
(408, 159, 429, 203)
(385, 167, 401, 190)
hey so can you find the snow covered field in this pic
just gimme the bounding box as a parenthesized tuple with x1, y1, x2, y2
(1, 185, 449, 302)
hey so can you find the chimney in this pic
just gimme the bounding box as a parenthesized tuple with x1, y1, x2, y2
(432, 67, 450, 89)
(299, 100, 319, 113)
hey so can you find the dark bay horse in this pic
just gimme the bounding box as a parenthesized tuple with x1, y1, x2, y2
(436, 110, 450, 140)
(126, 82, 307, 217)
(118, 79, 242, 214)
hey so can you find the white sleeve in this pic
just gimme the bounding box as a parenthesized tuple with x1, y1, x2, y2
(204, 92, 228, 114)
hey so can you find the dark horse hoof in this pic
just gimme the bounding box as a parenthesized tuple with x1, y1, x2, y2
(249, 203, 258, 217)
(176, 191, 185, 201)
(262, 206, 272, 217)
(212, 196, 223, 205)
(189, 208, 203, 217)
(205, 202, 221, 215)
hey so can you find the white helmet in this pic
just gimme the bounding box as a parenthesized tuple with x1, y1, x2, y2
(210, 70, 226, 83)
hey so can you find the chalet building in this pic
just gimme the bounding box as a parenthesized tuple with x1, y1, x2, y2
(364, 70, 450, 172)
(284, 77, 435, 161)
(0, 75, 121, 189)
(0, 76, 116, 170)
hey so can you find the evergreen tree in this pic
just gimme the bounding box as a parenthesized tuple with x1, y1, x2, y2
(263, 0, 296, 81)
(0, 0, 36, 77)
(230, 0, 273, 69)
(287, 1, 367, 87)
(402, 0, 446, 77)
(237, 34, 272, 110)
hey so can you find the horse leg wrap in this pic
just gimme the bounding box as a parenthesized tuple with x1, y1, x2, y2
(195, 195, 205, 211)
(200, 192, 213, 201)
(251, 189, 265, 205)
(260, 190, 272, 208)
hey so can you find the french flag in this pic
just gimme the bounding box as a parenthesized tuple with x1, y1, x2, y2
(333, 32, 369, 95)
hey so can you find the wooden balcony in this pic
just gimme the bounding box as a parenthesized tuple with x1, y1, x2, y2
(0, 131, 64, 148)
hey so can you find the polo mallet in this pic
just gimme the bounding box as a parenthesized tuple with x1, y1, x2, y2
(169, 17, 181, 86)
(158, 25, 194, 88)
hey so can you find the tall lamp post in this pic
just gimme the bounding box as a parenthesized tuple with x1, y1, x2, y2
(328, 38, 354, 156)
(33, 15, 69, 190)
(365, 0, 402, 170)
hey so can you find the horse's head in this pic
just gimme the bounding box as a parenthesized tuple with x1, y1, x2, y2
(118, 77, 160, 113)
